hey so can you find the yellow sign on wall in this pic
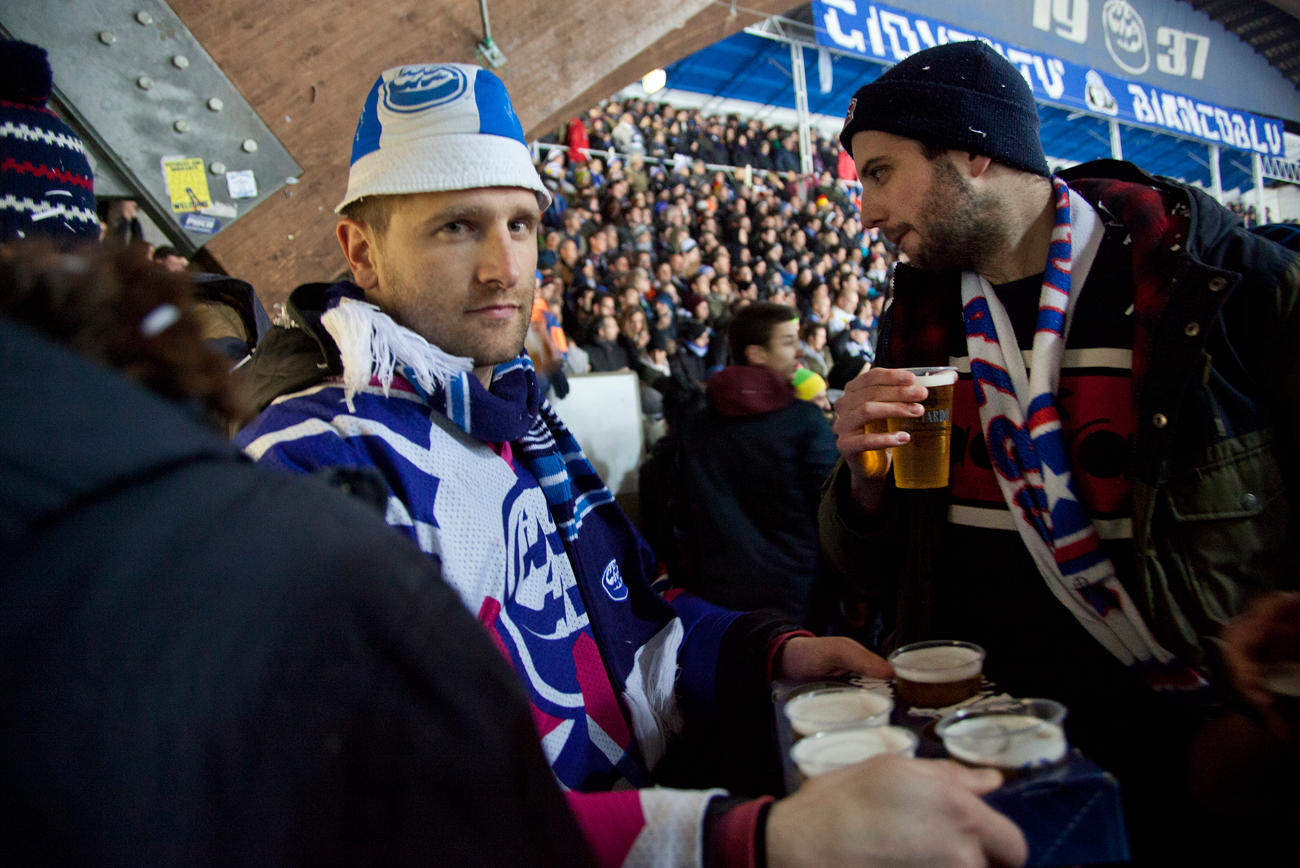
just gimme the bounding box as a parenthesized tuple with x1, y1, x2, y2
(163, 157, 212, 213)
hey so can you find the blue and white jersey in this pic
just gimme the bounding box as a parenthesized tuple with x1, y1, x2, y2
(240, 378, 652, 790)
(234, 287, 756, 866)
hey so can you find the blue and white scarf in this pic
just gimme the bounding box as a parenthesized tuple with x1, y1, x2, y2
(319, 285, 615, 543)
(959, 177, 1205, 691)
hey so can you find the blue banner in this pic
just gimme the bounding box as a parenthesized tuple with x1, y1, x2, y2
(813, 0, 1285, 156)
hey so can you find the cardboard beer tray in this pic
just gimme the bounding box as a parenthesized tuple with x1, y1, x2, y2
(773, 677, 1130, 867)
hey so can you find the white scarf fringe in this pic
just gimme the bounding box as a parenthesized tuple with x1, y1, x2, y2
(321, 297, 473, 407)
(621, 619, 686, 770)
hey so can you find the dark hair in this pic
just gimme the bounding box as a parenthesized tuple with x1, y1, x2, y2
(799, 319, 826, 341)
(918, 139, 948, 161)
(152, 246, 182, 261)
(727, 301, 797, 364)
(339, 194, 397, 236)
(0, 241, 250, 427)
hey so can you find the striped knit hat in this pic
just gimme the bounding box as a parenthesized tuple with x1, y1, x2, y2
(0, 40, 98, 243)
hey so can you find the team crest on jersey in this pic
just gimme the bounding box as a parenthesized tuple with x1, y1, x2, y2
(600, 558, 628, 601)
(502, 483, 588, 648)
(487, 481, 589, 721)
(383, 64, 468, 113)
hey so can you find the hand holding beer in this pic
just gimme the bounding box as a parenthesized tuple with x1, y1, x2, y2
(832, 366, 958, 496)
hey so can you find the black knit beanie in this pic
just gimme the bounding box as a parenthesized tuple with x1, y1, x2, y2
(839, 41, 1049, 177)
(0, 40, 99, 243)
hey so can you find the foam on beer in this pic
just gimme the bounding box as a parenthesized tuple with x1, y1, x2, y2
(910, 368, 958, 389)
(939, 715, 1067, 770)
(890, 645, 984, 683)
(790, 725, 918, 777)
(784, 687, 892, 736)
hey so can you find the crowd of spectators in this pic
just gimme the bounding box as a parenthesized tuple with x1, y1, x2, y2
(527, 96, 894, 421)
(1226, 200, 1300, 229)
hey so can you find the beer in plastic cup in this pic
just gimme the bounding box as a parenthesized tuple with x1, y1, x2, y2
(783, 685, 893, 739)
(790, 725, 918, 780)
(936, 698, 1069, 778)
(860, 418, 891, 478)
(887, 367, 958, 489)
(888, 640, 985, 709)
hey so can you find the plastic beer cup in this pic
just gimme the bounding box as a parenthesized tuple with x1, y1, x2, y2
(888, 640, 986, 709)
(860, 418, 891, 478)
(887, 366, 957, 489)
(936, 698, 1069, 779)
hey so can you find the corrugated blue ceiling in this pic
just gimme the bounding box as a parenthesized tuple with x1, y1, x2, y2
(665, 31, 1257, 193)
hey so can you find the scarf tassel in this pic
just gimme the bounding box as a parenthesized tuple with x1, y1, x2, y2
(321, 296, 473, 407)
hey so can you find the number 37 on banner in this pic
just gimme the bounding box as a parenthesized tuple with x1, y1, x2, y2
(1032, 0, 1210, 81)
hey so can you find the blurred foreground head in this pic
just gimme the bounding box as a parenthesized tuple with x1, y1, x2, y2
(0, 242, 249, 426)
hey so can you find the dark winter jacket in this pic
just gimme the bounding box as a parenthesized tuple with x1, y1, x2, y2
(673, 365, 838, 623)
(0, 315, 593, 867)
(583, 337, 630, 372)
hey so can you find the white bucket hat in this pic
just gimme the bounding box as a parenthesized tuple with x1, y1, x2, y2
(336, 62, 550, 212)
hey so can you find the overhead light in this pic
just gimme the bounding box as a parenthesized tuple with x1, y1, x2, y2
(642, 68, 667, 95)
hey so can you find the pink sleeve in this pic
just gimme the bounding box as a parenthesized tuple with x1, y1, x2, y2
(565, 791, 646, 868)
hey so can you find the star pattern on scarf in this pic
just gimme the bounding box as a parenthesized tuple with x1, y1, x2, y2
(1041, 462, 1079, 522)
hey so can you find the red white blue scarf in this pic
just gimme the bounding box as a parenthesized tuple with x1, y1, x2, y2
(959, 177, 1205, 691)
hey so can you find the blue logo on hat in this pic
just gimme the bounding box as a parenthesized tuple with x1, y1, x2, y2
(383, 64, 468, 113)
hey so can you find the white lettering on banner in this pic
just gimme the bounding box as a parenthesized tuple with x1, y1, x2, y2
(1155, 28, 1211, 80)
(914, 18, 937, 49)
(1196, 104, 1218, 143)
(880, 10, 920, 58)
(1159, 93, 1182, 132)
(1231, 114, 1250, 150)
(1035, 56, 1067, 100)
(1175, 95, 1205, 138)
(812, 2, 1285, 156)
(1029, 0, 1214, 84)
(1004, 49, 1067, 101)
(1124, 83, 1280, 154)
(1006, 48, 1037, 89)
(1250, 119, 1278, 154)
(825, 8, 867, 53)
(1264, 123, 1283, 155)
(1214, 108, 1234, 144)
(865, 5, 885, 56)
(1033, 0, 1090, 45)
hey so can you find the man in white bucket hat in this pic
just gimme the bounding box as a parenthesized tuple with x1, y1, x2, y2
(235, 62, 1025, 867)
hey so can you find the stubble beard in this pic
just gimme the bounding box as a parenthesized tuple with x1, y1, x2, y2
(912, 155, 1008, 274)
(379, 271, 535, 369)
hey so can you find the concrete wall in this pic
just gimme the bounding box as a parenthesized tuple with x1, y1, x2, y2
(169, 0, 798, 309)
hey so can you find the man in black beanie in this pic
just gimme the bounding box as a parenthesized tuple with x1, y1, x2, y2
(822, 39, 1300, 864)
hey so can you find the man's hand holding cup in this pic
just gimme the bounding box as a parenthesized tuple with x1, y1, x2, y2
(833, 365, 958, 511)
